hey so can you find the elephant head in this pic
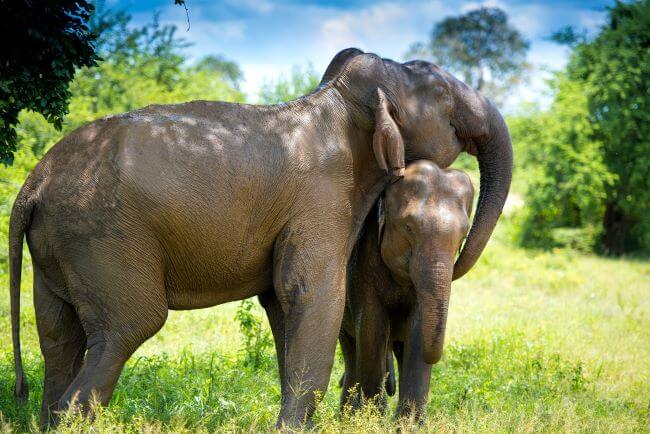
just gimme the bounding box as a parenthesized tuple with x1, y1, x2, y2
(320, 48, 513, 280)
(378, 161, 474, 364)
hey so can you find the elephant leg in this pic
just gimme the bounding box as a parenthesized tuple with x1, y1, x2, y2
(56, 333, 130, 422)
(55, 248, 168, 424)
(338, 329, 358, 411)
(258, 290, 286, 395)
(355, 296, 389, 411)
(272, 223, 347, 428)
(396, 311, 432, 421)
(34, 272, 86, 428)
(56, 319, 166, 423)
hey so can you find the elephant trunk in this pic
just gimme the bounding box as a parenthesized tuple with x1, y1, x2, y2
(413, 258, 452, 365)
(453, 103, 513, 280)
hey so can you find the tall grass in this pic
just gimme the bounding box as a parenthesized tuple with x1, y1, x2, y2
(1, 221, 648, 432)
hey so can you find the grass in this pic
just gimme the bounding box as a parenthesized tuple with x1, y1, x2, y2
(0, 222, 649, 433)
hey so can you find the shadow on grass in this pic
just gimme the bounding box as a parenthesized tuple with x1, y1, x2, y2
(1, 333, 646, 432)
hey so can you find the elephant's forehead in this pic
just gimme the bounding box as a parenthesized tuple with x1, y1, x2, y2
(404, 160, 439, 177)
(387, 174, 467, 222)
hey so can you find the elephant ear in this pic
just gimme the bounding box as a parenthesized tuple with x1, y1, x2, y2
(376, 194, 386, 247)
(373, 88, 405, 177)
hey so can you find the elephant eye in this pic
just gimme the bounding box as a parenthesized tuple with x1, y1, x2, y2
(404, 223, 413, 233)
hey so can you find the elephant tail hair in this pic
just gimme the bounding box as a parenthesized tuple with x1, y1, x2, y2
(9, 187, 34, 404)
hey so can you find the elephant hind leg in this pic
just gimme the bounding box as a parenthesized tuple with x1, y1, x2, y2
(56, 332, 136, 420)
(55, 305, 167, 424)
(54, 245, 168, 425)
(35, 272, 86, 428)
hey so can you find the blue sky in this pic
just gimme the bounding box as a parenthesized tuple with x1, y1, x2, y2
(108, 0, 613, 107)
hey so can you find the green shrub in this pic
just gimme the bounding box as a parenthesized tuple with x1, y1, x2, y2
(235, 299, 274, 368)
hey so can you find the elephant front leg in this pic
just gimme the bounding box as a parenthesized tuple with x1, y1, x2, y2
(272, 224, 347, 428)
(355, 296, 390, 412)
(258, 290, 287, 396)
(396, 310, 433, 421)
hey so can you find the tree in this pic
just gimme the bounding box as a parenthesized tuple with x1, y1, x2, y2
(567, 0, 650, 254)
(66, 7, 244, 129)
(407, 7, 529, 103)
(0, 0, 98, 165)
(193, 56, 244, 90)
(515, 74, 615, 251)
(258, 65, 320, 104)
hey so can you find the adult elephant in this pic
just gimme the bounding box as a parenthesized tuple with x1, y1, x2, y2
(9, 48, 512, 428)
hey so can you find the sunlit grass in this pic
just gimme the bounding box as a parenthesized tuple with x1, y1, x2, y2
(1, 222, 648, 432)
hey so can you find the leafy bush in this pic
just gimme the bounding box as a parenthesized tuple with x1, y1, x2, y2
(235, 300, 274, 368)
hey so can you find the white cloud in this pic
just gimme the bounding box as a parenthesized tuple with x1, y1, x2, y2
(240, 64, 294, 101)
(528, 40, 569, 71)
(320, 3, 410, 53)
(317, 1, 456, 62)
(460, 0, 552, 38)
(578, 9, 606, 33)
(460, 0, 608, 40)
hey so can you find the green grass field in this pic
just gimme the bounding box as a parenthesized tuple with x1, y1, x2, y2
(1, 223, 649, 433)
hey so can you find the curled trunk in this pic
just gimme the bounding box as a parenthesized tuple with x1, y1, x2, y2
(452, 101, 513, 280)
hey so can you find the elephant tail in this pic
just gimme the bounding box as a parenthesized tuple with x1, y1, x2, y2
(9, 187, 34, 404)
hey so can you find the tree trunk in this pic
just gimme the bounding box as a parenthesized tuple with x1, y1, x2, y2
(602, 202, 628, 255)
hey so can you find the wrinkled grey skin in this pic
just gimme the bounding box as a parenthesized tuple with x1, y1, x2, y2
(339, 160, 474, 419)
(9, 48, 512, 428)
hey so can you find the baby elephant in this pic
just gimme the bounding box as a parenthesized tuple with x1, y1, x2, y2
(339, 160, 474, 418)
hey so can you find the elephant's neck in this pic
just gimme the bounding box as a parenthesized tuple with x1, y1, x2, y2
(304, 86, 392, 256)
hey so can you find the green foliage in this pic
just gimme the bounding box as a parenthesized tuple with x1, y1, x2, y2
(258, 64, 320, 104)
(235, 300, 274, 368)
(65, 6, 244, 130)
(566, 0, 650, 254)
(0, 8, 244, 269)
(407, 7, 529, 103)
(193, 56, 244, 90)
(517, 0, 649, 254)
(515, 75, 615, 251)
(0, 0, 98, 165)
